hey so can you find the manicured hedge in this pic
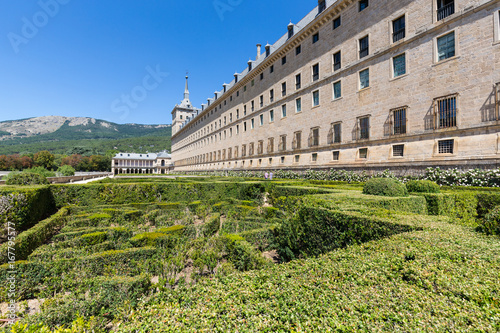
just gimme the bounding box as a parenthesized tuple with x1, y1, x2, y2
(0, 207, 70, 264)
(419, 192, 478, 222)
(274, 206, 415, 261)
(363, 178, 408, 197)
(50, 182, 266, 207)
(203, 214, 221, 237)
(0, 186, 57, 235)
(268, 186, 331, 205)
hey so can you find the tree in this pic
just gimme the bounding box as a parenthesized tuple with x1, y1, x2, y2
(62, 154, 83, 169)
(57, 165, 76, 176)
(34, 151, 55, 170)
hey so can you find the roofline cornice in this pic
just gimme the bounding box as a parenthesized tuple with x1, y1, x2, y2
(172, 0, 353, 140)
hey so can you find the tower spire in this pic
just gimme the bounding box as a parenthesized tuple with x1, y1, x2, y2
(184, 74, 189, 101)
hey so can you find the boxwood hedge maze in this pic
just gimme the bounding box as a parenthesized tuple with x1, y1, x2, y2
(0, 176, 499, 332)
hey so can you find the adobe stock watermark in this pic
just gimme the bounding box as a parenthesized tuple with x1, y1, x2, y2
(7, 0, 71, 54)
(213, 0, 243, 21)
(111, 65, 169, 121)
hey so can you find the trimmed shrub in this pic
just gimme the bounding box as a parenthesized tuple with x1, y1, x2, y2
(420, 192, 478, 222)
(78, 231, 107, 246)
(478, 205, 500, 236)
(363, 178, 408, 197)
(220, 234, 268, 271)
(0, 207, 70, 264)
(406, 180, 440, 193)
(5, 172, 49, 185)
(203, 214, 221, 237)
(274, 206, 415, 261)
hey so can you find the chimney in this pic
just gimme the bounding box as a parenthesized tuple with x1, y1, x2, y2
(256, 44, 262, 60)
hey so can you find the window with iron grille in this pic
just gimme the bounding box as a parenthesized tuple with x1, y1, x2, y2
(249, 143, 254, 156)
(279, 135, 287, 151)
(282, 82, 287, 96)
(309, 127, 320, 147)
(359, 69, 369, 89)
(393, 144, 404, 157)
(313, 90, 320, 107)
(296, 45, 302, 56)
(434, 94, 457, 129)
(234, 146, 239, 158)
(359, 36, 369, 58)
(293, 131, 302, 150)
(281, 156, 285, 164)
(258, 141, 264, 155)
(438, 139, 454, 154)
(267, 137, 274, 153)
(333, 16, 341, 29)
(437, 31, 455, 61)
(294, 155, 300, 163)
(333, 51, 341, 71)
(228, 148, 232, 159)
(333, 81, 341, 99)
(311, 153, 318, 162)
(359, 148, 368, 159)
(296, 98, 302, 113)
(282, 104, 287, 118)
(332, 151, 340, 160)
(392, 107, 407, 135)
(312, 64, 320, 81)
(393, 16, 406, 43)
(313, 33, 319, 44)
(296, 74, 301, 89)
(359, 116, 370, 140)
(437, 0, 454, 21)
(328, 122, 341, 143)
(393, 54, 406, 77)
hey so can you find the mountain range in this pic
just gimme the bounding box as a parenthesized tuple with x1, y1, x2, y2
(0, 116, 172, 156)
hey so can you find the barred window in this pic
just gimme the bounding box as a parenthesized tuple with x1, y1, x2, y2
(257, 141, 264, 155)
(242, 144, 247, 157)
(393, 16, 405, 43)
(434, 94, 457, 129)
(437, 0, 454, 21)
(309, 127, 320, 147)
(249, 143, 254, 156)
(438, 139, 454, 154)
(279, 135, 287, 151)
(391, 107, 407, 135)
(267, 137, 275, 153)
(358, 116, 370, 140)
(281, 156, 285, 164)
(332, 151, 340, 160)
(293, 131, 302, 150)
(311, 153, 318, 162)
(359, 148, 368, 159)
(393, 144, 404, 157)
(294, 155, 300, 163)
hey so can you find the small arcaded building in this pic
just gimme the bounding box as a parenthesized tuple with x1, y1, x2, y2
(112, 152, 173, 175)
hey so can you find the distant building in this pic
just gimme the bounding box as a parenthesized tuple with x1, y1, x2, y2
(111, 151, 173, 175)
(170, 0, 500, 174)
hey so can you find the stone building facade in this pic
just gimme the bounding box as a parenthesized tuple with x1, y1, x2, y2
(171, 0, 500, 173)
(112, 152, 173, 175)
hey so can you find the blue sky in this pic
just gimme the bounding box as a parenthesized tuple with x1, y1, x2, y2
(0, 0, 315, 125)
